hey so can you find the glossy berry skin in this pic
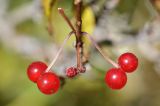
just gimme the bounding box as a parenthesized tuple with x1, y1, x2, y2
(66, 67, 78, 78)
(27, 61, 47, 83)
(105, 68, 127, 90)
(118, 52, 138, 73)
(37, 72, 60, 95)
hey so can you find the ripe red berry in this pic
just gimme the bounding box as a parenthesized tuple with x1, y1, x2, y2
(66, 67, 78, 78)
(27, 61, 47, 83)
(105, 68, 127, 90)
(37, 72, 60, 95)
(118, 52, 138, 73)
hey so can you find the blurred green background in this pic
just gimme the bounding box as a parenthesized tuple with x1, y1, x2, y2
(0, 0, 160, 106)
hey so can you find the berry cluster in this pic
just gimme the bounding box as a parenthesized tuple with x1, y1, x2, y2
(65, 67, 78, 78)
(27, 61, 60, 95)
(27, 61, 86, 95)
(26, 7, 139, 95)
(27, 53, 138, 94)
(65, 66, 86, 78)
(105, 53, 138, 89)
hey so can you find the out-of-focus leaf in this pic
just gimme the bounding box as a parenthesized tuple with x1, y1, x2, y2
(42, 0, 56, 20)
(8, 0, 32, 11)
(116, 0, 138, 13)
(82, 6, 95, 56)
(16, 19, 49, 42)
(129, 0, 151, 30)
(116, 0, 151, 31)
(0, 47, 31, 105)
(82, 6, 95, 34)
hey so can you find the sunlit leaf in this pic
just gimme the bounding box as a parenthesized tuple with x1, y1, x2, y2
(81, 6, 96, 56)
(42, 0, 56, 20)
(82, 6, 95, 34)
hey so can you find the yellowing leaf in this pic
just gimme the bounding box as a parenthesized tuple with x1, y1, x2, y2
(82, 7, 95, 58)
(82, 7, 95, 34)
(42, 0, 56, 20)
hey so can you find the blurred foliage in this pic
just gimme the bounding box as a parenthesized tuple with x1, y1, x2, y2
(7, 0, 33, 11)
(1, 0, 160, 106)
(42, 0, 56, 19)
(116, 0, 151, 31)
(16, 19, 50, 42)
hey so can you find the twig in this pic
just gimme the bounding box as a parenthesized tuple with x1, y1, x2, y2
(58, 8, 76, 32)
(45, 31, 74, 72)
(74, 0, 84, 69)
(74, 0, 82, 40)
(58, 5, 84, 70)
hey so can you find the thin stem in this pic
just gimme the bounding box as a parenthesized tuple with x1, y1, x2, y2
(45, 31, 74, 72)
(82, 32, 119, 68)
(58, 8, 76, 32)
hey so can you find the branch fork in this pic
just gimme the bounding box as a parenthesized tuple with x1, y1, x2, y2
(46, 1, 119, 73)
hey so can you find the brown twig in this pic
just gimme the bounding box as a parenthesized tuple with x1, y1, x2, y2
(58, 8, 76, 32)
(74, 0, 84, 69)
(58, 1, 84, 70)
(57, 4, 118, 69)
(58, 1, 118, 70)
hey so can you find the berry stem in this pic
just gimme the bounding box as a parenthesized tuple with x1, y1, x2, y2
(45, 31, 74, 72)
(82, 32, 119, 68)
(58, 8, 76, 32)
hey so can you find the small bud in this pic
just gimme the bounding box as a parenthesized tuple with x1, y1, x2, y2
(66, 67, 78, 78)
(78, 66, 86, 73)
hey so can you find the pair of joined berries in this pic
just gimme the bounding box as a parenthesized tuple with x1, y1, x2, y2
(27, 61, 60, 95)
(27, 61, 85, 95)
(105, 52, 138, 90)
(65, 66, 86, 78)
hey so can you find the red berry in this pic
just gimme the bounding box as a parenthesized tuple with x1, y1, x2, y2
(66, 67, 78, 78)
(105, 68, 127, 90)
(27, 61, 47, 83)
(118, 52, 138, 73)
(37, 72, 60, 95)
